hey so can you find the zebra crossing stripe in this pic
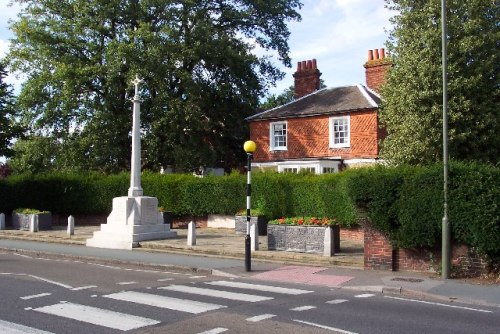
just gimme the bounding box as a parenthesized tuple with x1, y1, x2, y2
(33, 302, 160, 331)
(104, 291, 226, 314)
(20, 293, 52, 300)
(206, 281, 313, 295)
(0, 319, 54, 334)
(159, 285, 273, 302)
(246, 314, 276, 322)
(197, 328, 228, 334)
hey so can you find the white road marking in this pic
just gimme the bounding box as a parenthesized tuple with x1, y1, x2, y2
(117, 281, 137, 285)
(133, 269, 158, 273)
(13, 253, 32, 259)
(157, 278, 174, 282)
(34, 302, 160, 331)
(246, 314, 276, 322)
(197, 328, 228, 334)
(384, 296, 493, 313)
(71, 285, 97, 291)
(290, 305, 317, 311)
(104, 291, 226, 314)
(207, 281, 313, 295)
(159, 285, 273, 302)
(326, 299, 348, 304)
(190, 275, 207, 279)
(0, 319, 55, 334)
(28, 275, 73, 289)
(354, 293, 375, 298)
(20, 293, 52, 300)
(293, 319, 358, 334)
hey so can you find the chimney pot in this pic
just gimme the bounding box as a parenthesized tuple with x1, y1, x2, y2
(294, 58, 322, 99)
(368, 50, 374, 61)
(374, 49, 379, 60)
(379, 48, 385, 59)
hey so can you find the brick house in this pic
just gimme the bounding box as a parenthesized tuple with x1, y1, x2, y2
(247, 48, 391, 173)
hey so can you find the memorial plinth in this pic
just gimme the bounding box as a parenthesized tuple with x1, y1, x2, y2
(86, 196, 176, 249)
(86, 75, 177, 250)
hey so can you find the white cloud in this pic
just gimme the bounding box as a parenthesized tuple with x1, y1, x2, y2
(268, 0, 393, 95)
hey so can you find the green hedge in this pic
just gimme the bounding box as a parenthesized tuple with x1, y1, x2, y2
(346, 162, 499, 259)
(1, 162, 498, 259)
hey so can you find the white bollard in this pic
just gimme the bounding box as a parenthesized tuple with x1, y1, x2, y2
(250, 222, 259, 251)
(67, 215, 75, 235)
(187, 221, 196, 246)
(324, 226, 333, 256)
(0, 213, 5, 230)
(30, 215, 39, 232)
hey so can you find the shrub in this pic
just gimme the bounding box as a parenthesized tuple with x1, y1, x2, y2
(269, 216, 337, 226)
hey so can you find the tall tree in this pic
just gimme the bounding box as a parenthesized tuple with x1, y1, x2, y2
(0, 61, 22, 158)
(7, 0, 302, 173)
(380, 0, 499, 165)
(259, 79, 326, 110)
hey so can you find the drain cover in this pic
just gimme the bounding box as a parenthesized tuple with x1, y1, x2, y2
(391, 277, 424, 283)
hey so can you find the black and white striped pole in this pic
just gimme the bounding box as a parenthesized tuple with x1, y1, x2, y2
(243, 140, 256, 272)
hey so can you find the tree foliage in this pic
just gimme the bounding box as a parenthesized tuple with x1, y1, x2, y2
(259, 79, 326, 110)
(0, 61, 22, 157)
(259, 85, 295, 110)
(6, 0, 302, 173)
(380, 0, 499, 165)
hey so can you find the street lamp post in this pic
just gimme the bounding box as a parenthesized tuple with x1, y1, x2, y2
(243, 140, 256, 272)
(441, 0, 451, 279)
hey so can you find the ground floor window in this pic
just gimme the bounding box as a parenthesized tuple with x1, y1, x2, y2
(323, 167, 336, 174)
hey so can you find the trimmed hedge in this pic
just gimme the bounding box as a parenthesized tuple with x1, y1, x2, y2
(0, 162, 498, 259)
(346, 162, 499, 259)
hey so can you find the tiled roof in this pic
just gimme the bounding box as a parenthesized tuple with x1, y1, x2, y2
(248, 84, 380, 121)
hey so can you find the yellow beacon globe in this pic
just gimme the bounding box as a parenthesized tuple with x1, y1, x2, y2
(243, 140, 256, 153)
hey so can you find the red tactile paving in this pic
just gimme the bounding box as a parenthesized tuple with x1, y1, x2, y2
(251, 266, 353, 287)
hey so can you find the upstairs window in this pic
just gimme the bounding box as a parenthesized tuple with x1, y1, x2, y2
(270, 121, 287, 150)
(329, 116, 350, 148)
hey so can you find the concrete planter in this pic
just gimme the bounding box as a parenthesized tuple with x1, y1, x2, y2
(12, 212, 52, 230)
(159, 212, 174, 225)
(235, 215, 268, 236)
(267, 224, 340, 256)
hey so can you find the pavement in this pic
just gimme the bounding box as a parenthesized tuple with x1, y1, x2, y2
(0, 225, 499, 309)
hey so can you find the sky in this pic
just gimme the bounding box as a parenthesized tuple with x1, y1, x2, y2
(0, 0, 393, 95)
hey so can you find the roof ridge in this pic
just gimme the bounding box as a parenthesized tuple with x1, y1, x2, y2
(356, 84, 378, 108)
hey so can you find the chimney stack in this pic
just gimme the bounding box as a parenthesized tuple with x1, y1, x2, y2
(364, 48, 391, 93)
(293, 58, 322, 99)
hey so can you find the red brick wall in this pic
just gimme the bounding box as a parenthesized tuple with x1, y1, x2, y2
(250, 110, 380, 162)
(364, 222, 394, 271)
(364, 222, 488, 276)
(340, 225, 364, 241)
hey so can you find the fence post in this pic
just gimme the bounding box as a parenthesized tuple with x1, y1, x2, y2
(187, 221, 196, 246)
(250, 222, 259, 251)
(30, 215, 39, 232)
(67, 215, 75, 235)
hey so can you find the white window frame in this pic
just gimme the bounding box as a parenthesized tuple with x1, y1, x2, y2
(329, 116, 350, 148)
(270, 121, 287, 151)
